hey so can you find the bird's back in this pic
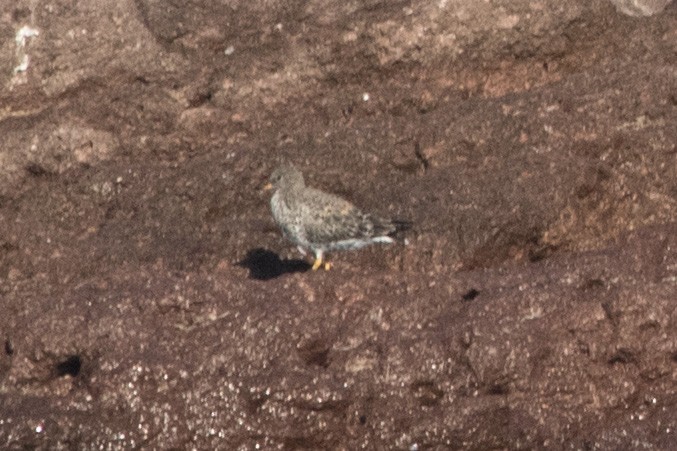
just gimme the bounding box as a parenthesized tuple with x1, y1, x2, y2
(295, 186, 401, 247)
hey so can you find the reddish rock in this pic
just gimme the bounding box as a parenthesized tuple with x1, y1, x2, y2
(1, 0, 676, 448)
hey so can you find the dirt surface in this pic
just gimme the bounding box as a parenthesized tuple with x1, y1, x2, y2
(1, 0, 677, 448)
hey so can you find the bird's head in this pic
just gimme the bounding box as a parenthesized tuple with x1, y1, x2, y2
(266, 164, 305, 191)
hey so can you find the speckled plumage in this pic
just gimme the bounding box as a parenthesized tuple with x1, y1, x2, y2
(268, 164, 409, 270)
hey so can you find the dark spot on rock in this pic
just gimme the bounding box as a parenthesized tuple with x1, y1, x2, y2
(25, 163, 51, 177)
(577, 341, 590, 356)
(245, 392, 269, 413)
(580, 278, 605, 290)
(488, 383, 510, 395)
(0, 240, 18, 253)
(298, 339, 331, 369)
(238, 248, 310, 280)
(55, 355, 82, 377)
(462, 288, 480, 301)
(188, 89, 214, 107)
(4, 340, 13, 356)
(411, 380, 444, 406)
(414, 141, 430, 172)
(13, 7, 31, 20)
(638, 319, 659, 331)
(528, 244, 557, 262)
(601, 302, 621, 326)
(359, 414, 367, 425)
(391, 156, 422, 174)
(669, 92, 677, 106)
(608, 348, 636, 365)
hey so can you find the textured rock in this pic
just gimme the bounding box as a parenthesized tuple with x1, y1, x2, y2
(611, 0, 674, 16)
(1, 0, 676, 448)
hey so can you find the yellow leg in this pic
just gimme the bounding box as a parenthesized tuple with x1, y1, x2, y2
(311, 254, 331, 271)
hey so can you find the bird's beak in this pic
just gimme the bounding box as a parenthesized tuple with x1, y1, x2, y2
(262, 182, 273, 192)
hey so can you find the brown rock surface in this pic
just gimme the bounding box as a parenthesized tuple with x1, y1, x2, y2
(1, 0, 676, 448)
(612, 0, 674, 16)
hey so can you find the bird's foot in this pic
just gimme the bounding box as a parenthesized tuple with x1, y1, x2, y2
(311, 258, 332, 271)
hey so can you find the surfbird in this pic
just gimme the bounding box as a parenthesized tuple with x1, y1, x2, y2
(267, 164, 410, 270)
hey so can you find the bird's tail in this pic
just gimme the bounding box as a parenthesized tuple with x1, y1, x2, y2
(369, 216, 412, 238)
(382, 219, 412, 239)
(391, 219, 412, 233)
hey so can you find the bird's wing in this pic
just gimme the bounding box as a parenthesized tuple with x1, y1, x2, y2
(300, 189, 394, 244)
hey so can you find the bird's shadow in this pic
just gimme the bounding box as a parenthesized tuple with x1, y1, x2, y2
(238, 248, 311, 280)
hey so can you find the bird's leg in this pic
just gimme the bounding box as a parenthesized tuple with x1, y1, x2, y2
(312, 259, 332, 271)
(311, 249, 329, 271)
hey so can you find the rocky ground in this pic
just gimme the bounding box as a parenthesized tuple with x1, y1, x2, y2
(1, 0, 676, 448)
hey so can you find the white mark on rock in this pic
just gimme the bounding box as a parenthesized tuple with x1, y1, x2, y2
(16, 25, 39, 47)
(13, 26, 39, 75)
(14, 55, 30, 73)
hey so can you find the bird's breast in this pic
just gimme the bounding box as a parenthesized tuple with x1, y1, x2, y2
(271, 191, 307, 245)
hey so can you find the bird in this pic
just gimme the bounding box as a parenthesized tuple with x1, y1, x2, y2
(266, 164, 410, 271)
